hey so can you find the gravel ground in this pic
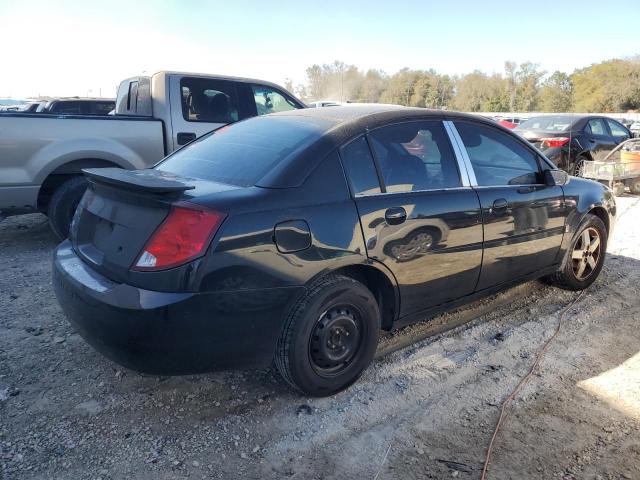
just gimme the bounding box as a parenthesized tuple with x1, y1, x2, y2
(1, 196, 639, 480)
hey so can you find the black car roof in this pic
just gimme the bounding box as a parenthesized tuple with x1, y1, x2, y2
(258, 106, 495, 188)
(271, 104, 489, 129)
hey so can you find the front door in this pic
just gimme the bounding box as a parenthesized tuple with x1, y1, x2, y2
(340, 121, 483, 318)
(453, 120, 566, 291)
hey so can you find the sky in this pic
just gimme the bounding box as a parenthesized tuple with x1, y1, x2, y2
(1, 0, 639, 99)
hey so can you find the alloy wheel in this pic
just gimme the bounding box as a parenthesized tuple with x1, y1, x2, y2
(571, 227, 601, 281)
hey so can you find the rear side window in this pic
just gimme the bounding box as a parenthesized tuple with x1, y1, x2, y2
(586, 118, 607, 136)
(180, 77, 239, 124)
(157, 116, 331, 187)
(455, 121, 540, 186)
(252, 85, 299, 115)
(369, 121, 461, 192)
(341, 136, 381, 195)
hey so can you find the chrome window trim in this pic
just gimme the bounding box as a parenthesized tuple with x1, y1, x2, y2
(353, 185, 473, 199)
(443, 120, 477, 187)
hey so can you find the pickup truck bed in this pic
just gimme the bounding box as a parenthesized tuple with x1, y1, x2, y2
(0, 112, 165, 213)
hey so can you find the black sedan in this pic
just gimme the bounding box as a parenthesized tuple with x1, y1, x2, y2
(515, 115, 632, 175)
(53, 106, 616, 396)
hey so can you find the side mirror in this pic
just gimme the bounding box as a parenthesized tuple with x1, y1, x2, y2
(544, 169, 569, 186)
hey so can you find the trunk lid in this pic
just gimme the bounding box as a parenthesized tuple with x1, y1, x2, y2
(515, 129, 572, 150)
(71, 168, 238, 282)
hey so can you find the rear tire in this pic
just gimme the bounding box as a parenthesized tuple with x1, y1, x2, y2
(573, 155, 588, 177)
(629, 177, 640, 195)
(47, 176, 88, 240)
(275, 275, 380, 397)
(547, 214, 607, 291)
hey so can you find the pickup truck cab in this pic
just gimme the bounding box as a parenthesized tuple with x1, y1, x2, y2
(0, 71, 305, 238)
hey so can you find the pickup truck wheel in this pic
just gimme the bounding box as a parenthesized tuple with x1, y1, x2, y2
(546, 214, 607, 291)
(275, 275, 380, 397)
(47, 176, 88, 240)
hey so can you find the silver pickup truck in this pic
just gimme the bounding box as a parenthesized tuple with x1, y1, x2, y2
(0, 71, 305, 237)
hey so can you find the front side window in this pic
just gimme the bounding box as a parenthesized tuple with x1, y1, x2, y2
(252, 85, 298, 115)
(455, 121, 540, 186)
(341, 136, 381, 195)
(369, 121, 460, 192)
(587, 118, 607, 136)
(180, 77, 239, 124)
(606, 119, 629, 137)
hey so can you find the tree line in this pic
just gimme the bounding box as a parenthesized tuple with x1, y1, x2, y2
(285, 57, 640, 113)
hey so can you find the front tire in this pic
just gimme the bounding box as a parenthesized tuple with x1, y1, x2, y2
(547, 214, 607, 291)
(47, 176, 88, 240)
(275, 275, 380, 397)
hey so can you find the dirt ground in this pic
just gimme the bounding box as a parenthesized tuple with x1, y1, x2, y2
(1, 196, 639, 480)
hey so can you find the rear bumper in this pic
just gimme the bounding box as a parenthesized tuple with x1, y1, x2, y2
(0, 185, 39, 211)
(53, 241, 303, 374)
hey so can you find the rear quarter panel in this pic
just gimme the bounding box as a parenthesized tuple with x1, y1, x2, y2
(196, 152, 371, 293)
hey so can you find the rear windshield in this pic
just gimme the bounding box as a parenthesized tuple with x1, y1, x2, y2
(157, 115, 332, 187)
(516, 116, 575, 132)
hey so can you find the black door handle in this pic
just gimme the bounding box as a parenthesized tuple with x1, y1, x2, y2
(177, 132, 197, 145)
(385, 207, 407, 225)
(491, 198, 509, 212)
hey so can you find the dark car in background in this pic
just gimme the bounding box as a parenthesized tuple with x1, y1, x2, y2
(53, 106, 616, 397)
(38, 98, 116, 115)
(515, 115, 632, 175)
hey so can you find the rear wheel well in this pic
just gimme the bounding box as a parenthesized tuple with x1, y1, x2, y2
(331, 265, 397, 330)
(589, 206, 609, 234)
(37, 159, 120, 211)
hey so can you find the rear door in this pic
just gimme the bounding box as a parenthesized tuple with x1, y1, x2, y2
(452, 120, 566, 291)
(168, 75, 245, 150)
(341, 120, 483, 318)
(585, 118, 616, 160)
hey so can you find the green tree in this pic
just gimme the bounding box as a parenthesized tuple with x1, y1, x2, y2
(539, 71, 573, 112)
(572, 59, 640, 112)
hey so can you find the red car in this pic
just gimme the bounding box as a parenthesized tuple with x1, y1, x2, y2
(499, 119, 517, 129)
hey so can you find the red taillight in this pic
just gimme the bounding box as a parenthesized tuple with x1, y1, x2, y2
(540, 137, 570, 149)
(133, 203, 226, 271)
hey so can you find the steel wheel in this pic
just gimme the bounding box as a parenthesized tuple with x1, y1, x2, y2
(571, 227, 601, 281)
(309, 305, 365, 376)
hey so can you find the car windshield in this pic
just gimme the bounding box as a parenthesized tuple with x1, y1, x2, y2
(157, 115, 333, 187)
(516, 116, 575, 132)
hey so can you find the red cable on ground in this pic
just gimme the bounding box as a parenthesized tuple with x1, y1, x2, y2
(480, 290, 585, 480)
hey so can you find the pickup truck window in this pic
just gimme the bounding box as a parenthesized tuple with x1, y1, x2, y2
(252, 85, 298, 115)
(180, 77, 239, 124)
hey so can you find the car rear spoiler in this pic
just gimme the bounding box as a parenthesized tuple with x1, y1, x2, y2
(82, 168, 195, 193)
